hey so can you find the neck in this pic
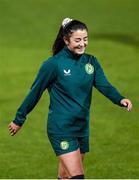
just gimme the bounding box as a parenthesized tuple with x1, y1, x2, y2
(62, 46, 82, 60)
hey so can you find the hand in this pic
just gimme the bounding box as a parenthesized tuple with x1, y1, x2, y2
(120, 98, 132, 112)
(8, 122, 21, 136)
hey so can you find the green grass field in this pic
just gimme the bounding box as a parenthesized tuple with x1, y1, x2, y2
(0, 0, 139, 178)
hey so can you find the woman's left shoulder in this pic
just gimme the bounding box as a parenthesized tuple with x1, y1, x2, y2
(83, 53, 99, 65)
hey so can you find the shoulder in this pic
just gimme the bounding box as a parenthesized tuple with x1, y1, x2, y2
(83, 53, 100, 66)
(43, 55, 57, 65)
(36, 56, 59, 75)
(41, 55, 59, 69)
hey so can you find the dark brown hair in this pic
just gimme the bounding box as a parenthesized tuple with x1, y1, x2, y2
(52, 19, 88, 56)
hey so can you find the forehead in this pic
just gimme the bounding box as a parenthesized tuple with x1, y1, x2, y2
(70, 29, 88, 38)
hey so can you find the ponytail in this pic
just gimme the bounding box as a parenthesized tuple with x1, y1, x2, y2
(52, 26, 65, 56)
(52, 18, 88, 56)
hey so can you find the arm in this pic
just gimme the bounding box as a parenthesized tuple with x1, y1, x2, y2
(9, 57, 57, 136)
(93, 57, 132, 109)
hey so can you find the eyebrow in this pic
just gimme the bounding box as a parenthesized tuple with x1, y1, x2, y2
(74, 36, 88, 40)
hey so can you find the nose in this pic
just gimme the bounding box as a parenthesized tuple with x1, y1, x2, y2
(79, 40, 85, 47)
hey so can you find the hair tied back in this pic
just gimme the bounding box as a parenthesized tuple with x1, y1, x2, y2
(62, 17, 73, 28)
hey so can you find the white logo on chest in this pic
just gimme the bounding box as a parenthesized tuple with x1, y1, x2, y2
(63, 69, 71, 76)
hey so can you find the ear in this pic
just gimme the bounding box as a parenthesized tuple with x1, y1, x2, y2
(63, 36, 69, 46)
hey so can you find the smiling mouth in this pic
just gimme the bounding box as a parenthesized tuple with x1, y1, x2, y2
(77, 45, 86, 49)
(77, 47, 85, 51)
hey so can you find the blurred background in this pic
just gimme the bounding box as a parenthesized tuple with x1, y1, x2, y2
(0, 0, 139, 178)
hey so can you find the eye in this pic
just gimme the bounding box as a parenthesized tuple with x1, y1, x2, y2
(75, 39, 81, 42)
(84, 38, 88, 42)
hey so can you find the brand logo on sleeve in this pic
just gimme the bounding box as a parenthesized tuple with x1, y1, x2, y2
(85, 63, 94, 74)
(60, 141, 69, 150)
(63, 69, 71, 76)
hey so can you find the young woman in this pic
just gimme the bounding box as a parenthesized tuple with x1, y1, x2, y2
(8, 18, 132, 179)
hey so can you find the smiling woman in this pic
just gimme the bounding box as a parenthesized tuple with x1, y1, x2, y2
(52, 18, 88, 56)
(8, 17, 132, 179)
(64, 29, 88, 54)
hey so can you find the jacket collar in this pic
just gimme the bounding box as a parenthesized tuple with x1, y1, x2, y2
(61, 46, 83, 60)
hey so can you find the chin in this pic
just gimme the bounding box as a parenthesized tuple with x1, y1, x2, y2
(76, 50, 85, 55)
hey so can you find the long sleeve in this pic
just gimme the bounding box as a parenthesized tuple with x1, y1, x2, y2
(93, 57, 125, 106)
(13, 57, 57, 126)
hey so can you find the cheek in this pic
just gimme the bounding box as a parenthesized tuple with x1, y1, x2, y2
(69, 42, 79, 48)
(85, 41, 88, 45)
(84, 42, 88, 47)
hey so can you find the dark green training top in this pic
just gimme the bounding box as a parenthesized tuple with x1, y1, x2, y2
(13, 46, 124, 136)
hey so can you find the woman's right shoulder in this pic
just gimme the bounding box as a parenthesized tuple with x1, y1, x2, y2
(42, 55, 58, 66)
(39, 55, 61, 72)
